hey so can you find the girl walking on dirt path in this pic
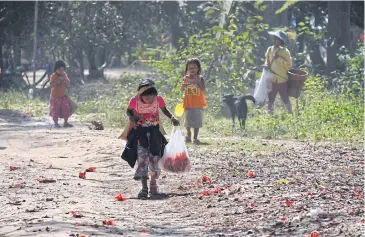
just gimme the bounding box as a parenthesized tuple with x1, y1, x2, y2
(181, 58, 207, 145)
(265, 30, 293, 114)
(122, 79, 180, 200)
(49, 60, 73, 128)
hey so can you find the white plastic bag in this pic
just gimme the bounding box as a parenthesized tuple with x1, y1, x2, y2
(159, 127, 191, 173)
(254, 68, 273, 105)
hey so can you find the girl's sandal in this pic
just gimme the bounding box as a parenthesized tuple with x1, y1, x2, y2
(149, 185, 167, 199)
(137, 189, 148, 200)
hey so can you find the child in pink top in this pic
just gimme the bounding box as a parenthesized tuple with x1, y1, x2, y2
(127, 95, 166, 127)
(122, 79, 179, 200)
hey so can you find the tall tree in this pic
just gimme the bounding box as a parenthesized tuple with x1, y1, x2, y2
(326, 1, 351, 75)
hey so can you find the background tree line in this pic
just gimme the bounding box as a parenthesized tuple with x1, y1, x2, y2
(0, 1, 363, 92)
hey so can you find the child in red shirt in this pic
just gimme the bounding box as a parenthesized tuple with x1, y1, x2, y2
(49, 60, 72, 128)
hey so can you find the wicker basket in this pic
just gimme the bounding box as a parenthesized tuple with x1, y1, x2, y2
(287, 69, 308, 98)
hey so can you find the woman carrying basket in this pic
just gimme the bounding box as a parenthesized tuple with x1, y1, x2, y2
(265, 30, 293, 114)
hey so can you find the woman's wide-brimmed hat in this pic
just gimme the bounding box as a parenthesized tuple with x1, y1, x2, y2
(268, 30, 288, 44)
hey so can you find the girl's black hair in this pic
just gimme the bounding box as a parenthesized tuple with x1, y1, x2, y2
(184, 58, 201, 75)
(138, 79, 158, 96)
(54, 60, 66, 72)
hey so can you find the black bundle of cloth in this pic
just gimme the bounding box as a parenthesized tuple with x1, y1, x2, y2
(121, 125, 168, 168)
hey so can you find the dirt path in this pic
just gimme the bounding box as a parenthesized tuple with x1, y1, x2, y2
(0, 117, 364, 237)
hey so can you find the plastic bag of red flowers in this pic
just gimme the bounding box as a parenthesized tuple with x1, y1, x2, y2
(159, 127, 191, 173)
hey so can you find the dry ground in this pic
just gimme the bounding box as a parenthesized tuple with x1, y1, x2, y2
(0, 110, 363, 237)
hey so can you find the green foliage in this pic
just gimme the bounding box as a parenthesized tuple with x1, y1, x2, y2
(275, 0, 299, 14)
(254, 1, 268, 11)
(41, 1, 162, 63)
(334, 45, 365, 96)
(145, 14, 268, 100)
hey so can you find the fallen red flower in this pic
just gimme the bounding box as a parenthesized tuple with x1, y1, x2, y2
(86, 167, 96, 172)
(9, 166, 17, 171)
(353, 187, 362, 199)
(280, 216, 287, 222)
(285, 200, 295, 207)
(79, 171, 86, 179)
(115, 193, 127, 201)
(71, 211, 83, 218)
(103, 220, 116, 226)
(311, 231, 320, 237)
(247, 171, 256, 178)
(201, 190, 210, 196)
(201, 176, 211, 184)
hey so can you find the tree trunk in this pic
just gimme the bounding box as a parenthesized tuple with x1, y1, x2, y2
(96, 47, 106, 68)
(162, 1, 186, 49)
(3, 44, 11, 70)
(273, 1, 288, 27)
(262, 1, 289, 28)
(109, 50, 122, 68)
(259, 2, 275, 65)
(327, 1, 351, 75)
(12, 33, 21, 69)
(10, 32, 25, 89)
(22, 46, 33, 63)
(97, 46, 106, 79)
(307, 8, 326, 74)
(298, 35, 305, 53)
(77, 49, 85, 79)
(71, 47, 85, 82)
(127, 51, 133, 66)
(86, 44, 98, 79)
(295, 8, 305, 66)
(0, 27, 3, 87)
(307, 38, 325, 74)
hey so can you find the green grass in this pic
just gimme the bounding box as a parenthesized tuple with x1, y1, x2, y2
(1, 74, 363, 144)
(0, 91, 48, 117)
